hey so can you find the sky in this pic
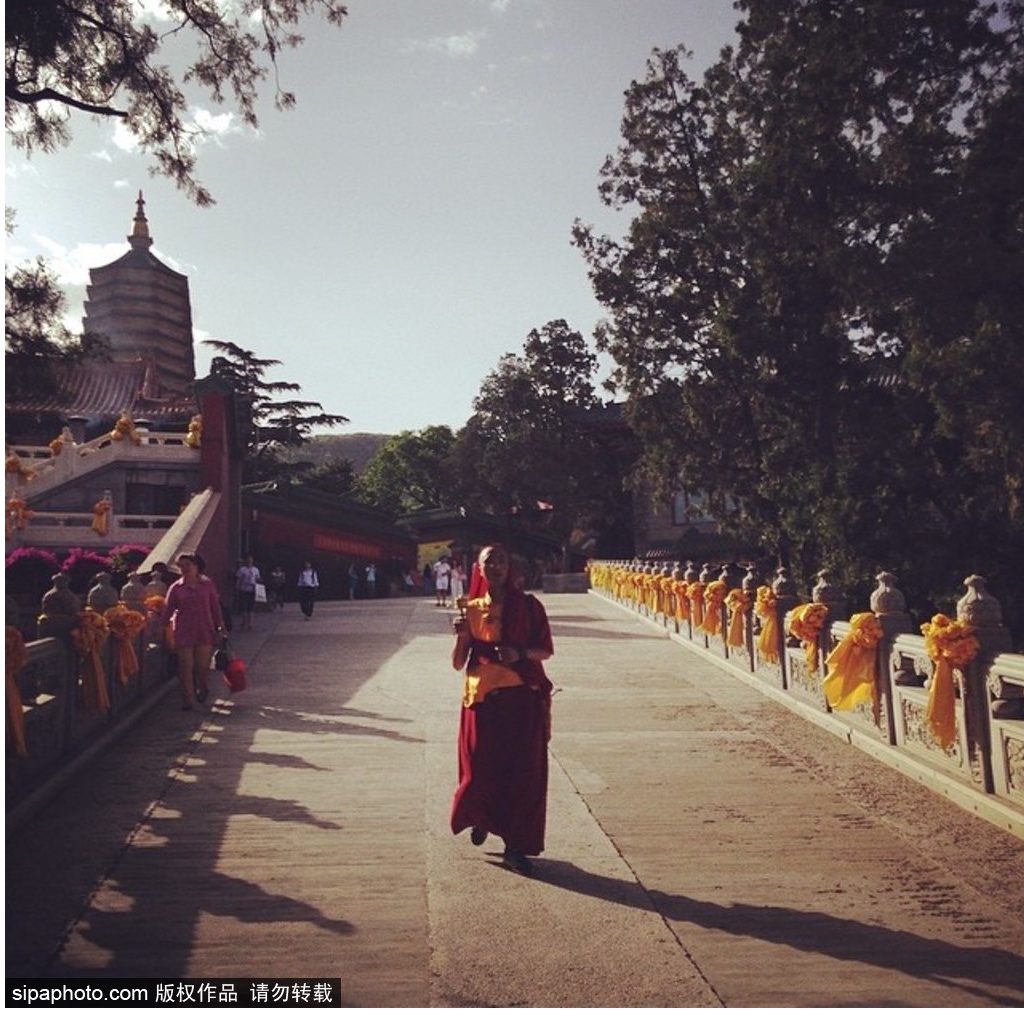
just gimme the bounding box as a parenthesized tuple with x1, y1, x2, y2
(5, 0, 740, 437)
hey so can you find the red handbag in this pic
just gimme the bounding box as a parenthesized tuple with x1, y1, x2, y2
(223, 657, 249, 693)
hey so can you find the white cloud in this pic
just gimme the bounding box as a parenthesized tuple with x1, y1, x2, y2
(112, 119, 142, 154)
(193, 107, 238, 139)
(89, 105, 239, 169)
(404, 29, 488, 58)
(31, 238, 126, 286)
(136, 0, 180, 25)
(4, 159, 40, 182)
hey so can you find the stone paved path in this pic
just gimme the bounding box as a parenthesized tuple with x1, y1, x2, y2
(7, 594, 1024, 1007)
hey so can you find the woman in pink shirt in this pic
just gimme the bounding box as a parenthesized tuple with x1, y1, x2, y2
(162, 552, 226, 709)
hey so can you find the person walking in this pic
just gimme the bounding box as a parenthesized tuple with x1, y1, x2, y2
(235, 554, 261, 630)
(297, 561, 320, 619)
(365, 562, 377, 599)
(449, 559, 467, 605)
(449, 544, 554, 876)
(434, 556, 451, 607)
(161, 552, 226, 710)
(347, 563, 359, 601)
(269, 566, 287, 609)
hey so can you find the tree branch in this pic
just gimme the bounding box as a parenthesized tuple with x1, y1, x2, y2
(5, 83, 128, 118)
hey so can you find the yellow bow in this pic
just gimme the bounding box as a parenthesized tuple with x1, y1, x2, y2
(823, 612, 883, 711)
(73, 610, 111, 713)
(788, 602, 829, 674)
(725, 589, 751, 649)
(754, 586, 779, 664)
(104, 604, 147, 685)
(920, 614, 979, 750)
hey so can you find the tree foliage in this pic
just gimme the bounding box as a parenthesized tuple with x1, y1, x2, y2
(6, 2, 347, 416)
(5, 239, 109, 405)
(356, 426, 460, 516)
(454, 320, 623, 567)
(204, 338, 348, 483)
(574, 0, 1024, 629)
(296, 455, 357, 496)
(5, 0, 348, 205)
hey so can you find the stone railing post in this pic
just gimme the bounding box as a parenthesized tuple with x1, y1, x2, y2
(668, 562, 683, 631)
(773, 566, 799, 688)
(957, 575, 1013, 793)
(680, 561, 699, 641)
(813, 569, 848, 633)
(698, 563, 716, 649)
(740, 563, 760, 671)
(870, 571, 912, 745)
(812, 569, 847, 709)
(658, 562, 674, 626)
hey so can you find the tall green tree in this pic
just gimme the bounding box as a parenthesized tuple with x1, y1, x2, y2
(455, 319, 611, 569)
(204, 339, 347, 483)
(5, 0, 348, 205)
(356, 426, 460, 516)
(574, 0, 1023, 625)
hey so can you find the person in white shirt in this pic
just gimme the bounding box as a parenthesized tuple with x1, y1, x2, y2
(434, 557, 452, 607)
(297, 561, 320, 619)
(449, 560, 467, 604)
(235, 554, 261, 630)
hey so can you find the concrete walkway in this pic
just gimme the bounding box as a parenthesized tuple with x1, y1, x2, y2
(7, 593, 1024, 1007)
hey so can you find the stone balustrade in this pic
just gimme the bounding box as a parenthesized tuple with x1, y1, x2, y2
(6, 626, 175, 823)
(9, 510, 182, 549)
(587, 560, 1024, 821)
(6, 430, 199, 503)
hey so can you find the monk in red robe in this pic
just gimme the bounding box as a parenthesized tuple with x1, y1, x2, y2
(450, 544, 554, 876)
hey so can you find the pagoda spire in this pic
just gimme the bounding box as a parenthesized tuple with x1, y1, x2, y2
(128, 190, 153, 250)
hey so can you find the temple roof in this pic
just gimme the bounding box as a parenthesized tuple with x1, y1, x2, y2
(5, 358, 197, 420)
(244, 482, 417, 544)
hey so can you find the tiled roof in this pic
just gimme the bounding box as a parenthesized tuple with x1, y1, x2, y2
(6, 359, 197, 419)
(243, 482, 414, 541)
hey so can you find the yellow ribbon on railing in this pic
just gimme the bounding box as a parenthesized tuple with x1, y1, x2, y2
(657, 575, 674, 616)
(823, 612, 884, 711)
(91, 498, 113, 536)
(702, 580, 727, 635)
(6, 497, 33, 538)
(788, 602, 829, 674)
(6, 627, 28, 758)
(104, 604, 147, 685)
(754, 586, 779, 664)
(687, 582, 705, 629)
(921, 614, 979, 750)
(673, 580, 691, 622)
(73, 609, 111, 713)
(725, 589, 751, 649)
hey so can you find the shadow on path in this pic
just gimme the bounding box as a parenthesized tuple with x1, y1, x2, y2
(532, 859, 1024, 1006)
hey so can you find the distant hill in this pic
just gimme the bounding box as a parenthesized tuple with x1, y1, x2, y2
(300, 433, 392, 474)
